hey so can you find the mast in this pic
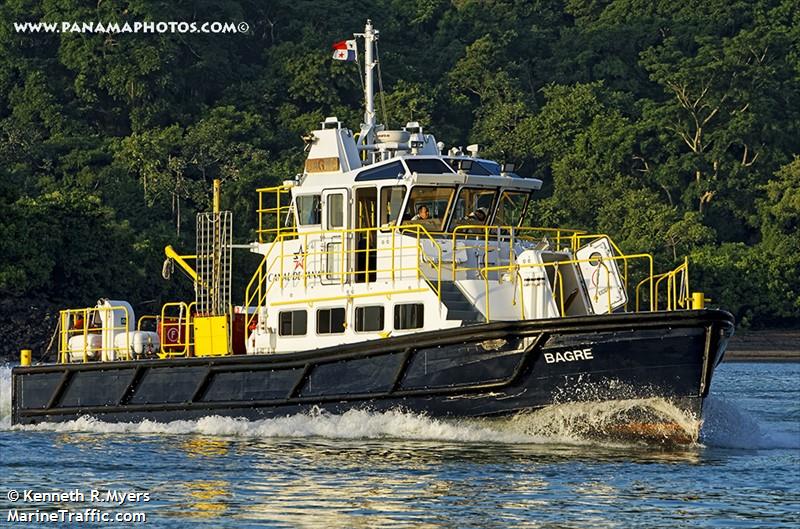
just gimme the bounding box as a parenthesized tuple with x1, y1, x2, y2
(363, 19, 376, 137)
(356, 20, 379, 162)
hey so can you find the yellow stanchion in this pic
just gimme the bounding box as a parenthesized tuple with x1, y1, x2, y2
(20, 349, 32, 366)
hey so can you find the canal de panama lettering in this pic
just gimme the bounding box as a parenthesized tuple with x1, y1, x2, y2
(264, 245, 324, 282)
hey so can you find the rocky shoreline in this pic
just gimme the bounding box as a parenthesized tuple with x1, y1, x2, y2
(724, 330, 800, 362)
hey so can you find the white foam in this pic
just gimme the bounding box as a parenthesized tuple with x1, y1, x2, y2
(0, 364, 688, 445)
(10, 404, 687, 446)
(700, 396, 800, 450)
(2, 364, 794, 449)
(507, 397, 701, 442)
(13, 408, 545, 444)
(0, 365, 10, 430)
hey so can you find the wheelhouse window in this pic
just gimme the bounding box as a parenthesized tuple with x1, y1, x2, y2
(279, 310, 307, 336)
(296, 194, 321, 225)
(443, 158, 501, 175)
(355, 161, 405, 181)
(448, 187, 498, 231)
(402, 186, 455, 232)
(394, 303, 424, 330)
(317, 307, 346, 334)
(478, 160, 502, 175)
(380, 186, 407, 226)
(495, 190, 530, 227)
(404, 159, 453, 174)
(355, 306, 384, 332)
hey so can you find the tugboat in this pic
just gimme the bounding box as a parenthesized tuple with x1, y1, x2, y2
(11, 21, 734, 442)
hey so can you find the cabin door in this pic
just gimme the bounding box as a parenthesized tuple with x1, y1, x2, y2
(354, 187, 377, 283)
(321, 189, 348, 284)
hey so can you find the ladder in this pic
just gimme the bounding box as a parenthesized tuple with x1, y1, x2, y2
(196, 210, 232, 316)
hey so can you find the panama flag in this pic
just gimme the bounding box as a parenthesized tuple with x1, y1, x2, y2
(332, 39, 357, 61)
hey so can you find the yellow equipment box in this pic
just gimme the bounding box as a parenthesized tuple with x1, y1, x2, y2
(193, 316, 230, 356)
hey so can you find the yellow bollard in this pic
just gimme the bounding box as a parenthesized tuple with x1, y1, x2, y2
(20, 349, 32, 366)
(691, 292, 705, 310)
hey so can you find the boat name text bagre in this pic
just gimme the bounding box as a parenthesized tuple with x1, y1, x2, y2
(543, 348, 594, 364)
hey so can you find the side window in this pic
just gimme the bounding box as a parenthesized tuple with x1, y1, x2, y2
(327, 193, 344, 228)
(355, 306, 384, 332)
(279, 310, 307, 336)
(495, 191, 530, 227)
(394, 303, 424, 330)
(317, 308, 346, 334)
(325, 242, 342, 281)
(297, 195, 321, 225)
(380, 186, 406, 226)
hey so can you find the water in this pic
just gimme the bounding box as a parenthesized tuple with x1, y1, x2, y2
(1, 362, 798, 528)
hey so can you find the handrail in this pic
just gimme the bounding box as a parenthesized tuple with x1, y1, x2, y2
(243, 236, 284, 332)
(243, 223, 444, 344)
(158, 301, 195, 358)
(479, 252, 654, 317)
(450, 225, 588, 274)
(655, 273, 670, 309)
(243, 251, 287, 341)
(256, 185, 295, 243)
(240, 220, 690, 350)
(635, 274, 661, 312)
(449, 225, 656, 317)
(58, 305, 131, 363)
(137, 315, 158, 331)
(414, 224, 443, 302)
(652, 257, 690, 311)
(635, 258, 690, 312)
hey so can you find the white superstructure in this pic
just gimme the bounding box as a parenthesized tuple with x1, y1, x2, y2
(237, 22, 633, 355)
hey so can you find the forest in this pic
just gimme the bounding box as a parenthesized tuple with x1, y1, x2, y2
(1, 0, 798, 356)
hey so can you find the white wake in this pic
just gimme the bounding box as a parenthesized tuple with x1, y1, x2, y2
(1, 365, 795, 449)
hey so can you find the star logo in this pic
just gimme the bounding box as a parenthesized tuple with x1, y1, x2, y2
(293, 245, 306, 271)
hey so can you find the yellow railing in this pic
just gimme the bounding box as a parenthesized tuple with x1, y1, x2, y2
(478, 253, 655, 321)
(449, 225, 666, 321)
(243, 224, 443, 337)
(256, 185, 295, 243)
(158, 301, 195, 358)
(58, 305, 131, 363)
(242, 219, 692, 337)
(636, 257, 690, 311)
(450, 225, 586, 261)
(449, 225, 586, 319)
(137, 315, 159, 331)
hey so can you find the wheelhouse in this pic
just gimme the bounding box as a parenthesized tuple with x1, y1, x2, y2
(289, 153, 540, 237)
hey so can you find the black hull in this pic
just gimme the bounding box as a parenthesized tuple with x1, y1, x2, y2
(12, 310, 734, 431)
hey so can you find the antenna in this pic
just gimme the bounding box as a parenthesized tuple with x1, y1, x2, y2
(355, 20, 380, 163)
(363, 19, 376, 136)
